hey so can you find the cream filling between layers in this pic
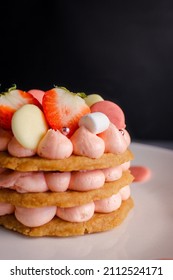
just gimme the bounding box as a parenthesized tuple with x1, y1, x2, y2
(0, 186, 131, 226)
(0, 162, 130, 193)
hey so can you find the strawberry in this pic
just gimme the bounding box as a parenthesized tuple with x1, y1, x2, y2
(42, 87, 91, 137)
(0, 85, 41, 130)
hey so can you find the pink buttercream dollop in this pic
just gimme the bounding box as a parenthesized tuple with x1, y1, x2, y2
(15, 206, 57, 227)
(56, 202, 95, 222)
(45, 171, 71, 192)
(14, 172, 48, 193)
(8, 137, 36, 157)
(70, 126, 105, 158)
(102, 166, 122, 182)
(94, 193, 122, 213)
(69, 169, 105, 191)
(98, 123, 128, 154)
(119, 185, 131, 200)
(0, 169, 48, 193)
(37, 129, 73, 159)
(0, 169, 24, 188)
(121, 161, 131, 171)
(0, 128, 13, 151)
(0, 202, 15, 215)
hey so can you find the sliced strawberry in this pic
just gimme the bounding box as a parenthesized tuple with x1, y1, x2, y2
(42, 87, 91, 137)
(0, 87, 41, 130)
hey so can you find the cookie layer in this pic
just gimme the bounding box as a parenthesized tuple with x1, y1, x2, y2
(0, 197, 134, 236)
(0, 171, 133, 208)
(0, 149, 133, 171)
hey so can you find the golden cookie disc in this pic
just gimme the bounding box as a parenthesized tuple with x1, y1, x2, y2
(0, 149, 133, 172)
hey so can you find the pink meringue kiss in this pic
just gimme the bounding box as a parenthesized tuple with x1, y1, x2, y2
(8, 137, 36, 157)
(37, 129, 73, 159)
(98, 123, 128, 154)
(70, 126, 105, 158)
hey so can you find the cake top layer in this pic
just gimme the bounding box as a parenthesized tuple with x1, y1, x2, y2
(0, 86, 131, 160)
(0, 149, 133, 172)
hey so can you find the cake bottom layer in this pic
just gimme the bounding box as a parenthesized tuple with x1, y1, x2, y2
(0, 197, 134, 237)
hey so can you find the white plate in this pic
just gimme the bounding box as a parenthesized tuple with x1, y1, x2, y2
(0, 143, 173, 260)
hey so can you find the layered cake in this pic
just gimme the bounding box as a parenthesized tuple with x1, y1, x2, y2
(0, 86, 134, 236)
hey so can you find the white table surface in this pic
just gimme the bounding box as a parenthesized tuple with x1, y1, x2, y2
(134, 140, 173, 150)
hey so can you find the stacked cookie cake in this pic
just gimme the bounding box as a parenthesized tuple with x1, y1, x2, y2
(0, 86, 134, 236)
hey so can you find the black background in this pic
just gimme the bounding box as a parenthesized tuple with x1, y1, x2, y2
(1, 0, 173, 140)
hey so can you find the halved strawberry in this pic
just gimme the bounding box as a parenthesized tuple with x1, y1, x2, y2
(0, 86, 41, 130)
(42, 87, 91, 137)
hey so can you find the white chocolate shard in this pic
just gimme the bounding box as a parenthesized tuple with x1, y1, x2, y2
(12, 104, 48, 150)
